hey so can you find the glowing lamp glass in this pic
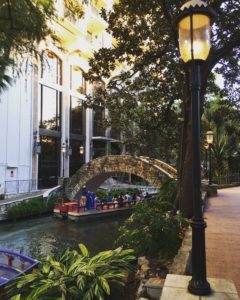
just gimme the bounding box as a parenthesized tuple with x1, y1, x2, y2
(179, 14, 211, 62)
(206, 130, 214, 144)
(79, 146, 84, 155)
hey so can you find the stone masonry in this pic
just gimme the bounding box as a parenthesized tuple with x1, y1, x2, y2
(65, 155, 177, 200)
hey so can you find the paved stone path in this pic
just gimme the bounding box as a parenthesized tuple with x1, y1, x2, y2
(205, 187, 240, 296)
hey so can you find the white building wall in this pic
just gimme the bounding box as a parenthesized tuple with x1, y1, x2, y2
(0, 0, 116, 195)
(0, 69, 34, 194)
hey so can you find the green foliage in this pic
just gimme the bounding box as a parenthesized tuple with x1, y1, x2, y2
(7, 196, 59, 220)
(7, 244, 136, 300)
(115, 180, 188, 259)
(64, 0, 84, 21)
(87, 0, 240, 216)
(109, 188, 141, 198)
(202, 96, 240, 177)
(95, 189, 108, 199)
(157, 178, 177, 205)
(0, 0, 84, 92)
(95, 188, 142, 200)
(0, 0, 57, 91)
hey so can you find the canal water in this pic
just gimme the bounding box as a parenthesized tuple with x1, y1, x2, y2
(0, 215, 128, 260)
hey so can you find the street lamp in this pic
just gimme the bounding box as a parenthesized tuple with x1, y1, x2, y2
(61, 143, 66, 177)
(204, 141, 209, 180)
(33, 131, 42, 155)
(79, 146, 84, 155)
(206, 130, 214, 185)
(175, 0, 216, 296)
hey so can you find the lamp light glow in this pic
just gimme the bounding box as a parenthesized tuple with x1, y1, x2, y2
(61, 144, 66, 153)
(79, 146, 84, 155)
(179, 14, 211, 62)
(175, 0, 216, 63)
(204, 142, 209, 149)
(206, 130, 214, 144)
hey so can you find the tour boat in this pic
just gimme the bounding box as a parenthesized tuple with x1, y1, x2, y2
(0, 250, 38, 290)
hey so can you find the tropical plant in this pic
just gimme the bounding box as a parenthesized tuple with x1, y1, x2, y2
(7, 244, 135, 300)
(157, 178, 177, 205)
(202, 96, 240, 178)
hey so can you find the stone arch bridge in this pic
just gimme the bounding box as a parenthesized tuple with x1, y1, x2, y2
(65, 155, 177, 200)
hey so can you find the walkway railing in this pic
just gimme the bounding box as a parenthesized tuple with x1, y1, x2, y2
(215, 172, 240, 185)
(4, 180, 39, 195)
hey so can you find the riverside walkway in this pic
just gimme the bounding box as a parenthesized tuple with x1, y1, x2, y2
(205, 186, 240, 296)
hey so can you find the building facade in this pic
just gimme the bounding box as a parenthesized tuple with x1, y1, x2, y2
(0, 0, 121, 195)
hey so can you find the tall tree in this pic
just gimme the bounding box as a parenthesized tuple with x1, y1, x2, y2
(88, 0, 240, 216)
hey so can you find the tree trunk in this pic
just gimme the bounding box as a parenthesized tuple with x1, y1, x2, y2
(177, 65, 208, 217)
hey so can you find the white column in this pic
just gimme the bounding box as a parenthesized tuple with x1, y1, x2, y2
(61, 57, 70, 177)
(85, 107, 93, 162)
(32, 64, 40, 190)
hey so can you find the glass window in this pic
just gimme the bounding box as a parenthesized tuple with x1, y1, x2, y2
(70, 96, 84, 135)
(38, 136, 60, 188)
(110, 124, 121, 140)
(41, 52, 62, 85)
(70, 66, 86, 94)
(110, 142, 122, 155)
(69, 140, 84, 176)
(93, 140, 106, 159)
(93, 107, 105, 136)
(40, 85, 61, 131)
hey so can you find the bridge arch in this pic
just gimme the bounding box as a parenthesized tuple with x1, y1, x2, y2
(65, 155, 177, 200)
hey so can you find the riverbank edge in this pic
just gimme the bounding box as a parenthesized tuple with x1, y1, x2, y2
(0, 195, 55, 222)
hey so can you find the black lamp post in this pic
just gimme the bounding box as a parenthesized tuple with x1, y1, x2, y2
(61, 143, 66, 178)
(204, 142, 209, 180)
(175, 0, 216, 296)
(206, 130, 214, 185)
(79, 145, 85, 164)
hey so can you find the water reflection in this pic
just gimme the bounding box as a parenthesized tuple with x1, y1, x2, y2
(0, 216, 127, 260)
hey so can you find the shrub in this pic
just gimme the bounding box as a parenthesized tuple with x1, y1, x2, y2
(95, 189, 108, 200)
(114, 179, 188, 261)
(109, 189, 126, 198)
(7, 196, 60, 220)
(156, 178, 177, 204)
(7, 244, 136, 300)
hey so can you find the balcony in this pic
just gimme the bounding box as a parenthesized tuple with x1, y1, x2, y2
(92, 0, 108, 9)
(86, 4, 108, 34)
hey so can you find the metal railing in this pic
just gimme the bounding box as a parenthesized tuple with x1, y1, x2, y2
(4, 180, 39, 195)
(215, 172, 240, 185)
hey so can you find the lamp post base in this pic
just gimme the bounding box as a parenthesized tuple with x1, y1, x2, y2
(188, 278, 211, 296)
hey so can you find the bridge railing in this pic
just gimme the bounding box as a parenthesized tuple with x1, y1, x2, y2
(101, 184, 159, 194)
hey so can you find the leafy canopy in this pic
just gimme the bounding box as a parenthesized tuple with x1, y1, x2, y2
(87, 0, 240, 161)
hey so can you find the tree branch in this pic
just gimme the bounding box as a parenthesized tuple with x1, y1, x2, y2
(160, 0, 179, 48)
(206, 32, 240, 76)
(7, 0, 14, 29)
